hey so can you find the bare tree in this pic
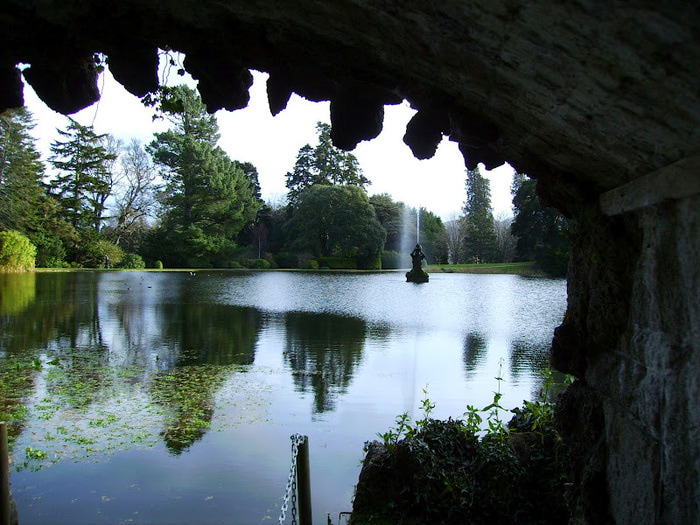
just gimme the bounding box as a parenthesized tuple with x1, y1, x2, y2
(111, 139, 158, 247)
(444, 213, 464, 264)
(494, 211, 516, 262)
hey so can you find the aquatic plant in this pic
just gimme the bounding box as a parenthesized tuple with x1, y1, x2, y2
(354, 369, 571, 524)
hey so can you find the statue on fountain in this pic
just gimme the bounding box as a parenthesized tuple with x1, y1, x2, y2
(406, 243, 429, 283)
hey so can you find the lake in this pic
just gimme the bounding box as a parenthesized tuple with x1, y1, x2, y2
(0, 270, 567, 524)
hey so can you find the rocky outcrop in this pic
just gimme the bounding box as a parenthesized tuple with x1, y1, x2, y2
(1, 2, 699, 523)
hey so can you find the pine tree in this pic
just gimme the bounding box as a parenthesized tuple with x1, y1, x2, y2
(148, 85, 260, 267)
(0, 107, 46, 234)
(511, 173, 571, 276)
(461, 167, 497, 263)
(47, 118, 117, 232)
(285, 122, 369, 206)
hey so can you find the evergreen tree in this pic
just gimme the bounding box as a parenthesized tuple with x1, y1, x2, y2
(235, 161, 270, 251)
(47, 118, 117, 232)
(0, 107, 46, 234)
(461, 167, 497, 263)
(285, 122, 369, 206)
(511, 173, 571, 276)
(285, 185, 385, 266)
(148, 85, 260, 267)
(369, 193, 403, 252)
(419, 208, 449, 264)
(0, 108, 76, 266)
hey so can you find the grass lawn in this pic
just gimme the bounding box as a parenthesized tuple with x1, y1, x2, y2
(425, 261, 540, 275)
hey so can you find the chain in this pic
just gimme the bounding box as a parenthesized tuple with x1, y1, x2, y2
(279, 434, 305, 525)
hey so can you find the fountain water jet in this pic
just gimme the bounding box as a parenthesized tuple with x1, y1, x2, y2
(399, 205, 415, 268)
(405, 206, 429, 283)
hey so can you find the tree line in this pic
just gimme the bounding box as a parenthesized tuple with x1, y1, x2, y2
(447, 167, 572, 276)
(0, 85, 569, 275)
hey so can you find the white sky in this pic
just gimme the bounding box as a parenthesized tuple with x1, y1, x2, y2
(21, 67, 515, 220)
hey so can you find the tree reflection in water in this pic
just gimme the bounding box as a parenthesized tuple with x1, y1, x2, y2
(149, 303, 262, 454)
(283, 311, 366, 413)
(463, 332, 487, 375)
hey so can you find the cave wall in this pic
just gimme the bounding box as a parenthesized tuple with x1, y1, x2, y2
(593, 193, 699, 524)
(1, 2, 699, 523)
(553, 157, 700, 523)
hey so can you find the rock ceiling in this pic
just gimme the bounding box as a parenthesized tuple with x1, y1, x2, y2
(1, 1, 698, 211)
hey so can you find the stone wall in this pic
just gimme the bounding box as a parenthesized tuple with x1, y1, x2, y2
(589, 191, 700, 524)
(1, 2, 699, 522)
(553, 161, 700, 523)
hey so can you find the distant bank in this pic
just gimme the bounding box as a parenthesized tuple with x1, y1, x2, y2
(425, 262, 544, 276)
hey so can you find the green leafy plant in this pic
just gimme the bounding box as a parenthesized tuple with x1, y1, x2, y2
(481, 358, 508, 442)
(119, 253, 146, 269)
(242, 258, 271, 269)
(0, 230, 36, 272)
(376, 387, 435, 450)
(25, 445, 47, 460)
(356, 367, 571, 524)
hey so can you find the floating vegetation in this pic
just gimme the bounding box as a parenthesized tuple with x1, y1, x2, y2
(150, 365, 227, 455)
(0, 355, 40, 445)
(1, 348, 278, 471)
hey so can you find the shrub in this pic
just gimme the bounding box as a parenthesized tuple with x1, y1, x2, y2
(381, 250, 407, 269)
(0, 230, 37, 272)
(275, 252, 299, 269)
(353, 375, 570, 525)
(307, 259, 319, 270)
(242, 258, 270, 269)
(77, 236, 124, 268)
(30, 233, 67, 268)
(154, 260, 164, 269)
(119, 253, 146, 269)
(358, 253, 382, 270)
(317, 256, 356, 269)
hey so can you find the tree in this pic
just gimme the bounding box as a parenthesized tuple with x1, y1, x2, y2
(110, 139, 158, 250)
(419, 208, 449, 264)
(148, 85, 261, 267)
(461, 166, 497, 263)
(0, 108, 77, 266)
(47, 118, 117, 233)
(285, 122, 369, 206)
(285, 185, 385, 267)
(369, 193, 403, 252)
(0, 107, 46, 234)
(494, 212, 516, 263)
(511, 173, 571, 276)
(235, 161, 270, 252)
(444, 214, 464, 264)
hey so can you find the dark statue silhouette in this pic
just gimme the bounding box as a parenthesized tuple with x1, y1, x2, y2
(406, 243, 429, 283)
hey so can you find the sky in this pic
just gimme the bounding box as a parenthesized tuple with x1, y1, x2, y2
(21, 66, 516, 221)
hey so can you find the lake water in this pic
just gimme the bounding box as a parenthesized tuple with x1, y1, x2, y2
(0, 270, 567, 524)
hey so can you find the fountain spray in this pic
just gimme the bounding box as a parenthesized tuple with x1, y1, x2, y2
(416, 207, 420, 245)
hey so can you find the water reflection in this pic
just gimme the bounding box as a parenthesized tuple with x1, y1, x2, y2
(0, 273, 77, 355)
(0, 272, 36, 315)
(0, 271, 568, 525)
(510, 340, 551, 379)
(463, 332, 487, 375)
(159, 303, 261, 366)
(284, 311, 365, 413)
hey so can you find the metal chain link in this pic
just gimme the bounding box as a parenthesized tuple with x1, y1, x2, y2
(279, 434, 305, 525)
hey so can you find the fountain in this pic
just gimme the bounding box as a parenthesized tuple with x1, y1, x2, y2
(399, 205, 415, 268)
(405, 208, 429, 283)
